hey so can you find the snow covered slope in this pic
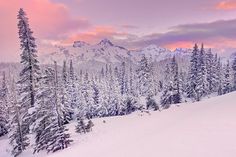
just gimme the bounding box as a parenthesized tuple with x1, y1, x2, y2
(1, 92, 236, 157)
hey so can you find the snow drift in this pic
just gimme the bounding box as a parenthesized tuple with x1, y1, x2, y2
(1, 92, 236, 157)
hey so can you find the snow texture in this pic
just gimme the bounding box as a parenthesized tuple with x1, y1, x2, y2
(1, 92, 236, 157)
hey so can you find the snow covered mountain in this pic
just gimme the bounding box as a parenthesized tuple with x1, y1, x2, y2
(40, 39, 130, 66)
(39, 39, 192, 69)
(1, 92, 236, 157)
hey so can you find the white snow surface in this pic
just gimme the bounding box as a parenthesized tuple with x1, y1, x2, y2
(1, 92, 236, 157)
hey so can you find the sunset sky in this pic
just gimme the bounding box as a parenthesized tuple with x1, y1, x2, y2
(1, 0, 236, 62)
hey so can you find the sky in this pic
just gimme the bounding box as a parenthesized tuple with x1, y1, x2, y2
(1, 0, 236, 62)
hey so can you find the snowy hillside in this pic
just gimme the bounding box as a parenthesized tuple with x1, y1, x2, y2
(1, 92, 236, 157)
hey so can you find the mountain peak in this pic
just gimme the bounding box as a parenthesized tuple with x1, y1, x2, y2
(98, 38, 114, 47)
(142, 44, 169, 53)
(73, 41, 90, 48)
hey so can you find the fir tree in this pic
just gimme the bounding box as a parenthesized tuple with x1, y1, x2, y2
(85, 119, 94, 132)
(146, 97, 158, 111)
(119, 62, 127, 95)
(136, 54, 152, 97)
(161, 57, 181, 109)
(80, 72, 94, 119)
(33, 62, 72, 153)
(222, 60, 231, 94)
(76, 118, 94, 134)
(171, 57, 181, 104)
(160, 64, 172, 108)
(178, 70, 186, 98)
(232, 54, 236, 91)
(17, 8, 40, 133)
(67, 60, 77, 119)
(33, 68, 55, 153)
(195, 44, 206, 101)
(9, 79, 29, 157)
(91, 79, 102, 117)
(212, 54, 220, 92)
(187, 44, 199, 100)
(75, 118, 86, 134)
(103, 66, 120, 116)
(129, 65, 135, 96)
(51, 62, 72, 151)
(60, 61, 72, 124)
(0, 72, 9, 136)
(205, 49, 215, 94)
(62, 61, 68, 84)
(136, 54, 154, 110)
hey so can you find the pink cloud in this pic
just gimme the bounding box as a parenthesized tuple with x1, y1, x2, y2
(61, 26, 129, 45)
(165, 41, 194, 50)
(215, 1, 236, 10)
(205, 38, 236, 49)
(0, 0, 91, 61)
(164, 38, 236, 55)
(164, 38, 236, 51)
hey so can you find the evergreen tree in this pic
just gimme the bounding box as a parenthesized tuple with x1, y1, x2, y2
(146, 96, 158, 111)
(33, 62, 72, 153)
(136, 54, 154, 110)
(129, 65, 135, 96)
(187, 44, 198, 100)
(85, 120, 94, 132)
(212, 54, 220, 92)
(0, 72, 9, 136)
(80, 72, 94, 119)
(75, 118, 86, 134)
(76, 118, 94, 134)
(187, 44, 207, 101)
(195, 44, 206, 101)
(90, 78, 103, 117)
(62, 61, 68, 83)
(17, 8, 40, 133)
(161, 57, 181, 109)
(136, 54, 152, 97)
(119, 62, 127, 95)
(178, 70, 186, 98)
(171, 57, 181, 104)
(160, 64, 171, 108)
(106, 66, 121, 116)
(33, 68, 55, 153)
(232, 54, 236, 91)
(222, 60, 231, 94)
(68, 60, 77, 119)
(9, 79, 29, 157)
(217, 58, 223, 95)
(50, 62, 72, 152)
(60, 61, 72, 124)
(148, 56, 156, 96)
(205, 49, 215, 94)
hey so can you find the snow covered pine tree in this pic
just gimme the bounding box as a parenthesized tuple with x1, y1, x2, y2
(232, 54, 236, 91)
(0, 72, 9, 137)
(16, 8, 40, 134)
(9, 8, 40, 156)
(222, 60, 231, 94)
(9, 79, 30, 157)
(161, 56, 181, 109)
(34, 62, 72, 153)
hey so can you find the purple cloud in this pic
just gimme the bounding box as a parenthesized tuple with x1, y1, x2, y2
(120, 18, 236, 49)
